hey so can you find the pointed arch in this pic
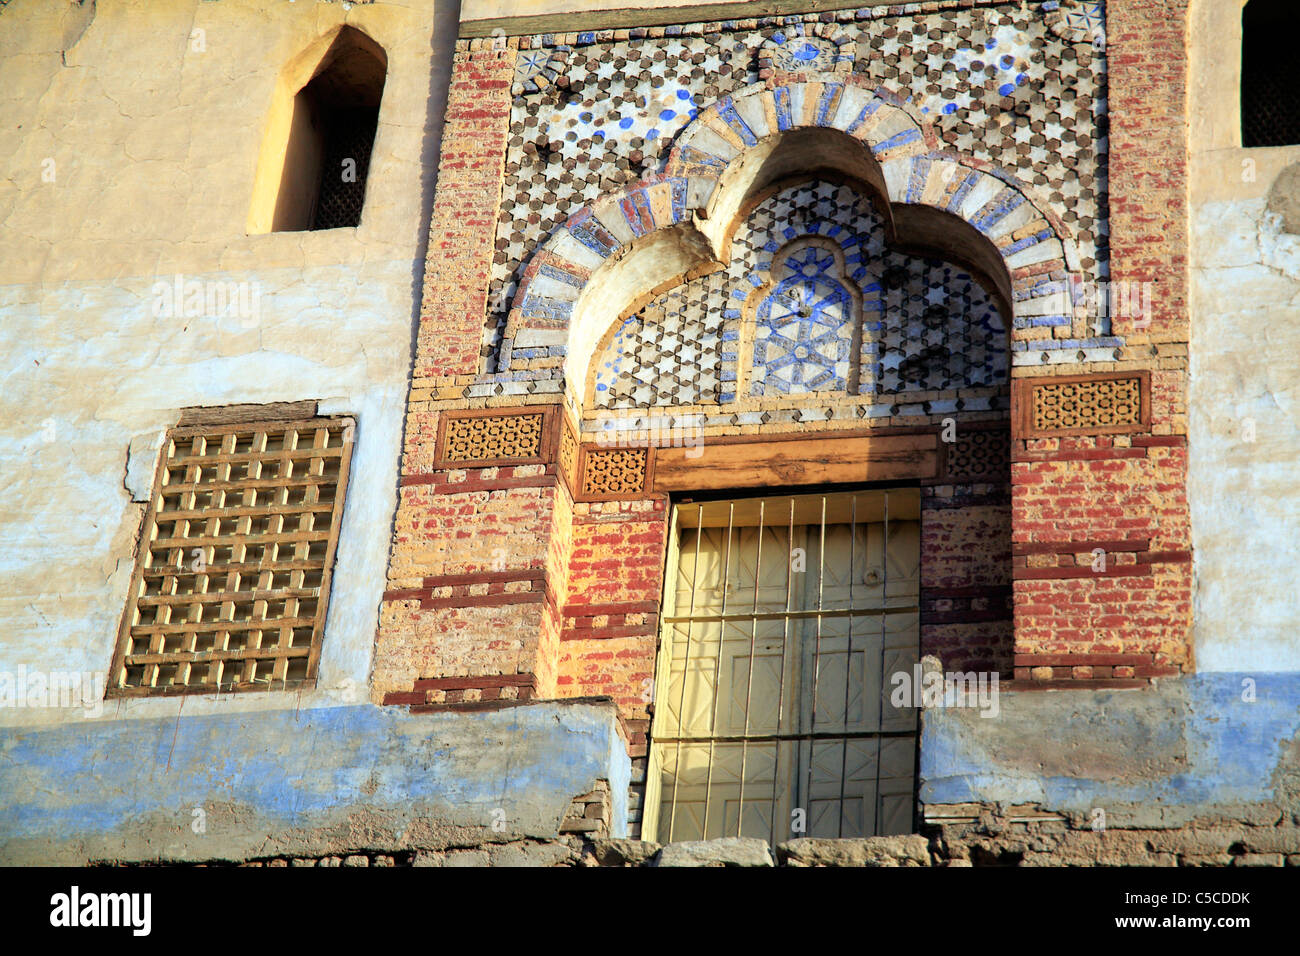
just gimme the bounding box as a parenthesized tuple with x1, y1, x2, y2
(247, 25, 388, 234)
(502, 74, 1079, 416)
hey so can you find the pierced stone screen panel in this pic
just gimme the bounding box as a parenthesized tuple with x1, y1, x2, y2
(1014, 371, 1150, 439)
(1033, 377, 1142, 434)
(109, 417, 355, 698)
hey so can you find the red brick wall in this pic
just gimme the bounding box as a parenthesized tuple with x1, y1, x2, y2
(921, 489, 1013, 676)
(1007, 0, 1193, 683)
(1011, 436, 1191, 683)
(555, 497, 668, 836)
(557, 498, 668, 722)
(413, 43, 515, 384)
(375, 464, 566, 704)
(1108, 0, 1189, 346)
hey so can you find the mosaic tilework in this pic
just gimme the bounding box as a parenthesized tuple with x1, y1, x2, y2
(594, 277, 729, 407)
(485, 1, 1108, 366)
(759, 22, 856, 75)
(1042, 1, 1105, 46)
(590, 179, 1007, 410)
(752, 243, 857, 396)
(513, 46, 571, 96)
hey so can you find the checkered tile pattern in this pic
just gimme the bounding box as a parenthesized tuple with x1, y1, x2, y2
(594, 279, 728, 407)
(485, 2, 1108, 362)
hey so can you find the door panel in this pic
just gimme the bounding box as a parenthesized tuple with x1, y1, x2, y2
(647, 490, 921, 845)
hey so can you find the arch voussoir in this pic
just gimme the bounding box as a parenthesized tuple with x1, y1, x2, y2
(501, 73, 1082, 391)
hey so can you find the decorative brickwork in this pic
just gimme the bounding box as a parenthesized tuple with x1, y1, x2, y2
(1011, 437, 1191, 680)
(383, 673, 538, 708)
(921, 483, 1013, 676)
(375, 469, 565, 703)
(377, 1, 1191, 738)
(414, 45, 516, 384)
(556, 497, 668, 836)
(996, 0, 1192, 683)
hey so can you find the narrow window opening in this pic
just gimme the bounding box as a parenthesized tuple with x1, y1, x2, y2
(1241, 0, 1300, 148)
(271, 27, 386, 232)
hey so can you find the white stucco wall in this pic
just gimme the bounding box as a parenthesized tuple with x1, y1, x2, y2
(1188, 0, 1300, 672)
(1190, 191, 1300, 671)
(0, 0, 457, 726)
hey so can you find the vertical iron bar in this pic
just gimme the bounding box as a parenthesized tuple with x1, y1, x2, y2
(668, 502, 705, 843)
(837, 494, 857, 837)
(769, 497, 795, 847)
(701, 501, 734, 839)
(739, 498, 765, 839)
(873, 491, 890, 836)
(803, 495, 828, 838)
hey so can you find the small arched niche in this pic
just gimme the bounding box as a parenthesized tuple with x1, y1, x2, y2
(247, 26, 388, 234)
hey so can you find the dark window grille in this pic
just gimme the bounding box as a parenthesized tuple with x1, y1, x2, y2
(1241, 1, 1300, 148)
(312, 106, 379, 230)
(268, 27, 386, 233)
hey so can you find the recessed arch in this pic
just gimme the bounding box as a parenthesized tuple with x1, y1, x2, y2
(583, 173, 1010, 415)
(247, 25, 388, 235)
(502, 74, 1079, 417)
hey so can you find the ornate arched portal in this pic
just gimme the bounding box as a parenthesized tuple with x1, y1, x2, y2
(493, 76, 1033, 841)
(500, 75, 1080, 417)
(376, 8, 1189, 846)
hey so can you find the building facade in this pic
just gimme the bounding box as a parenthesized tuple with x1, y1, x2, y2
(0, 0, 1297, 866)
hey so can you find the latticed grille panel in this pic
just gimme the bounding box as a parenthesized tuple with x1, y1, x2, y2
(946, 429, 1011, 482)
(558, 421, 578, 488)
(1032, 377, 1142, 432)
(581, 448, 648, 497)
(311, 107, 379, 230)
(110, 418, 355, 697)
(442, 412, 545, 463)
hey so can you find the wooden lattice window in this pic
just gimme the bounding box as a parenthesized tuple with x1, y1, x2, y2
(109, 416, 355, 697)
